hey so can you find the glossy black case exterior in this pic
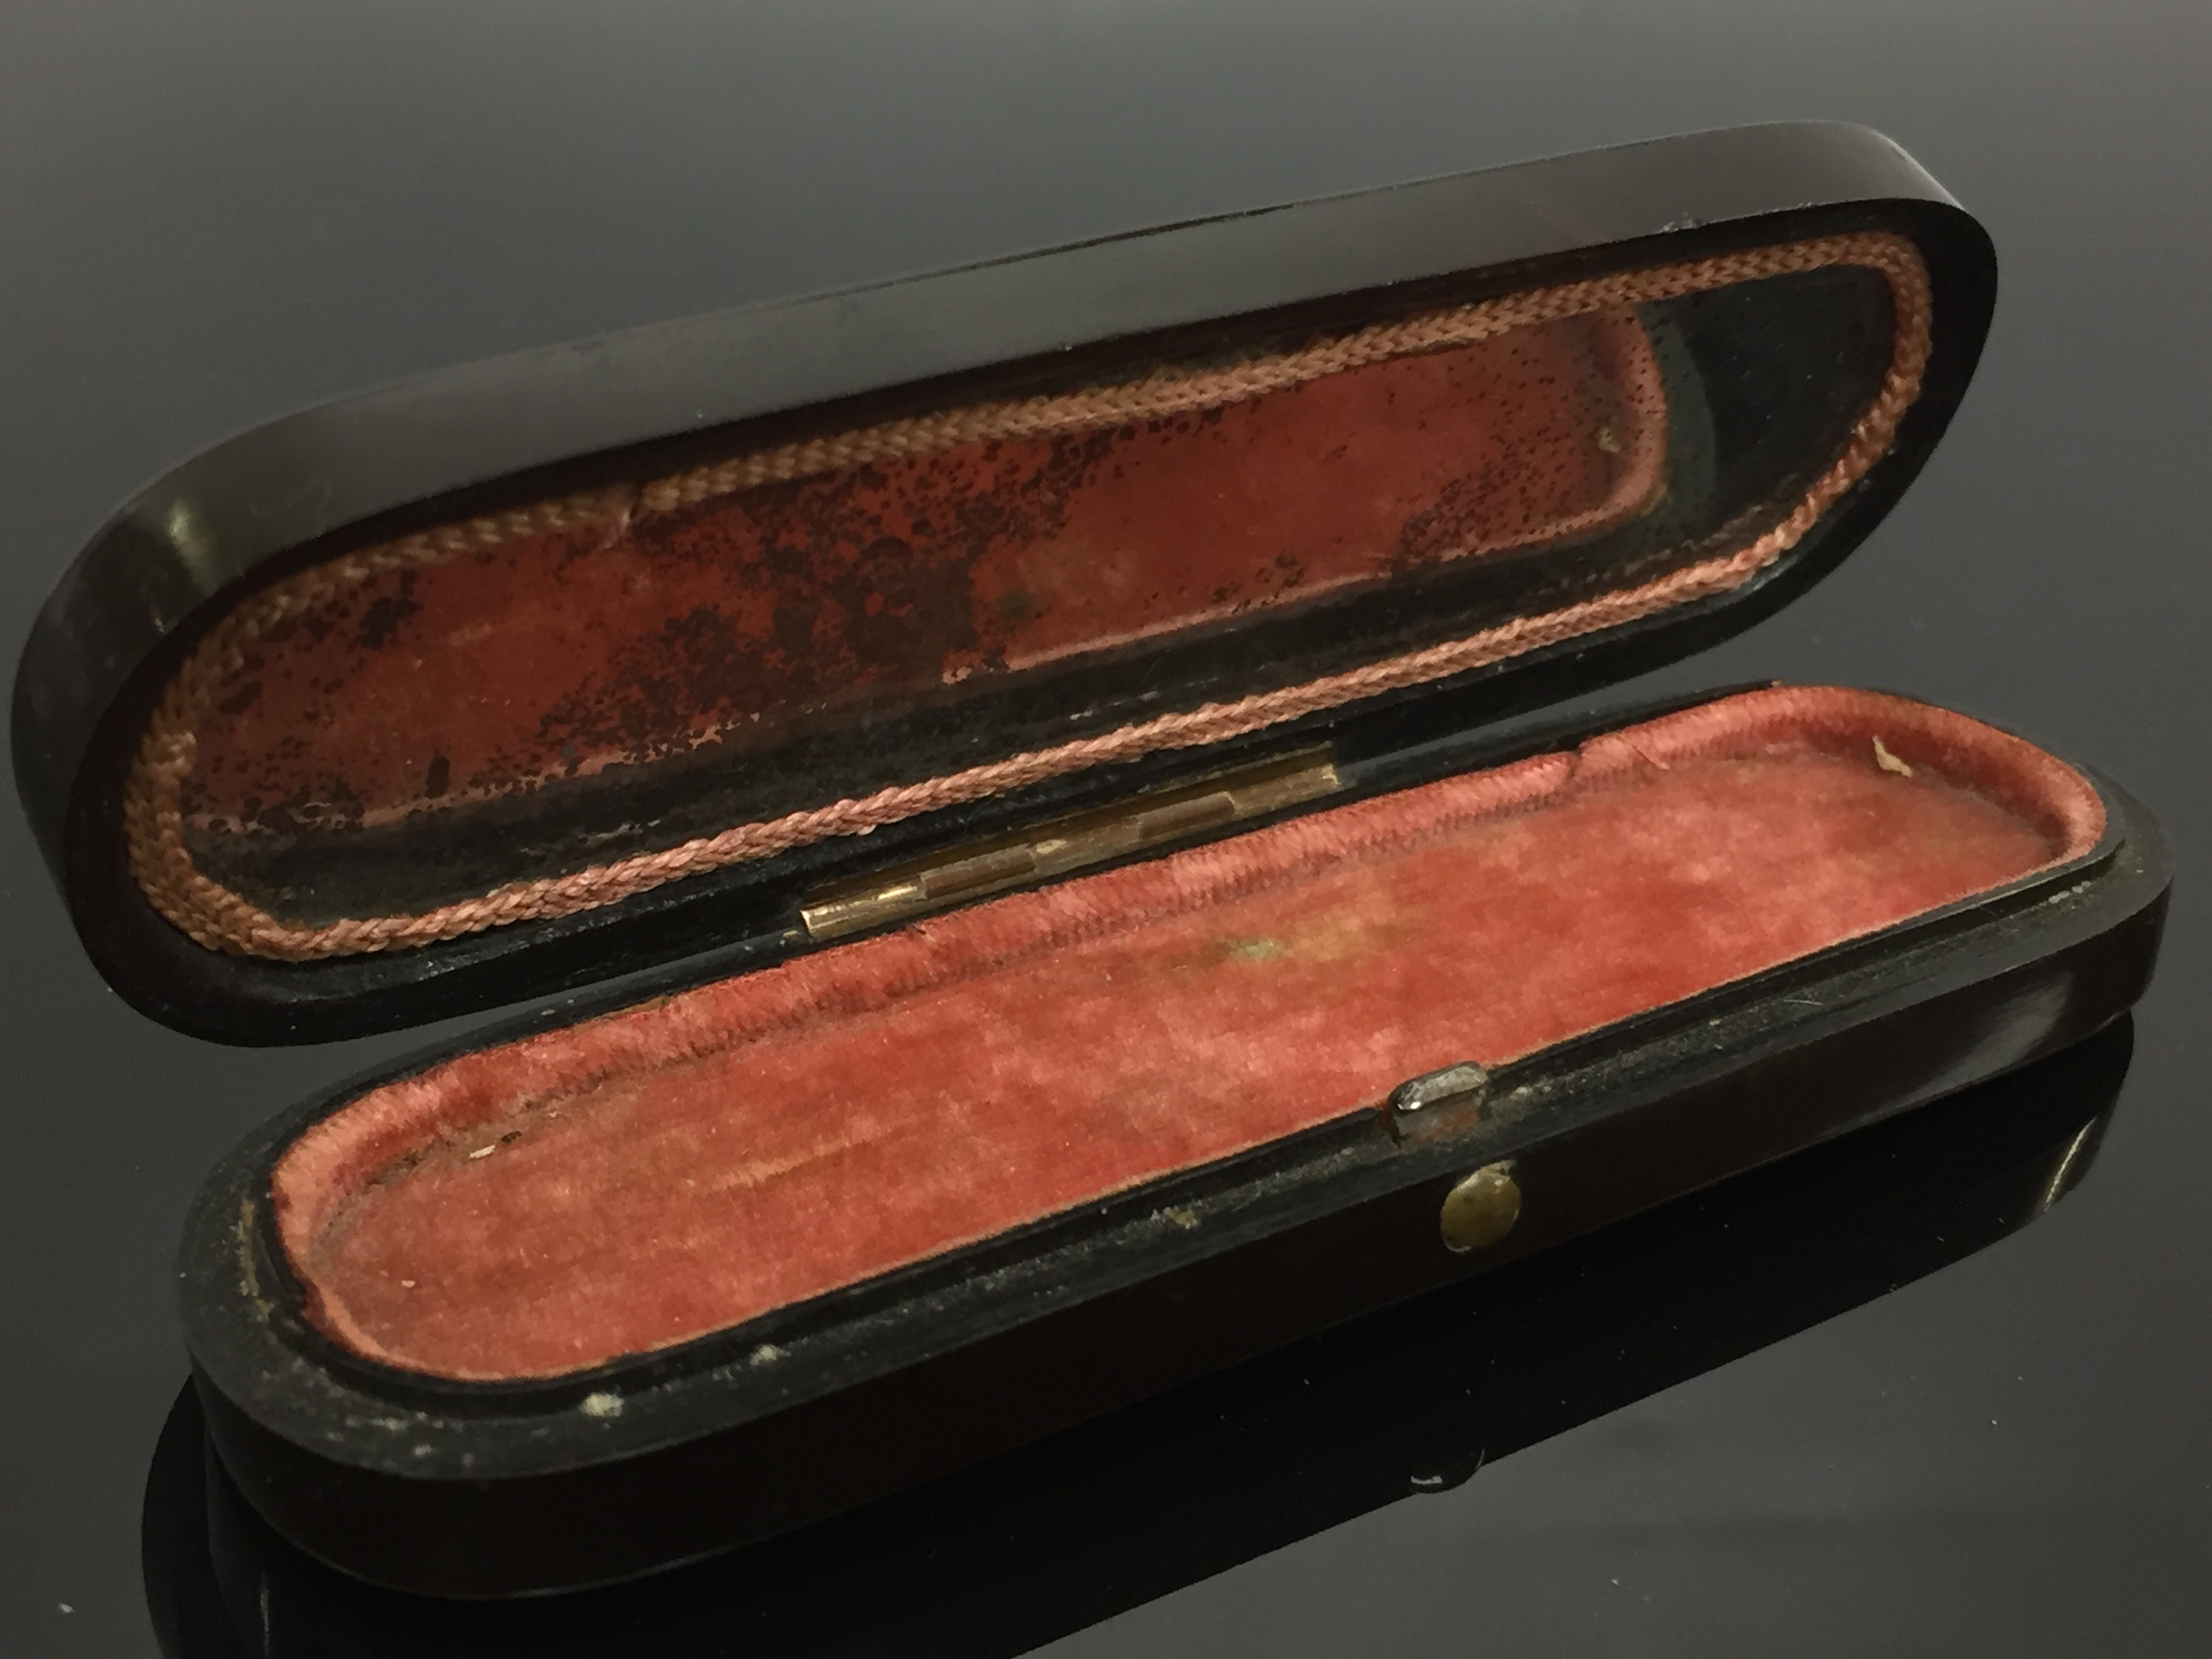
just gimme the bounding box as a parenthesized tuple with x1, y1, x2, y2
(14, 121, 1998, 1043)
(147, 1023, 2134, 1654)
(7, 122, 2165, 1599)
(155, 1018, 2139, 1635)
(173, 682, 2170, 1597)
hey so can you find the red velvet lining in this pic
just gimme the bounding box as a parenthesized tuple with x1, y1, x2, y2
(186, 311, 1660, 837)
(272, 688, 2103, 1381)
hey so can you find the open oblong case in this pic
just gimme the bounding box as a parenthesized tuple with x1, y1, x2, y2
(12, 123, 2169, 1595)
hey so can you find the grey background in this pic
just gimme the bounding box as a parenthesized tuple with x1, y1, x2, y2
(3, 1, 2207, 1653)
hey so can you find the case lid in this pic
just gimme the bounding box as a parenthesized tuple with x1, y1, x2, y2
(12, 123, 1995, 1043)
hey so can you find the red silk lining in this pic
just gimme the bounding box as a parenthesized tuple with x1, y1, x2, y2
(186, 312, 1661, 840)
(271, 687, 2103, 1381)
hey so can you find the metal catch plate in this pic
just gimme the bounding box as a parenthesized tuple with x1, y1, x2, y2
(1387, 1061, 1492, 1140)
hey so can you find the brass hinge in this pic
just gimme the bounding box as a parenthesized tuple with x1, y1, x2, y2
(800, 749, 1340, 941)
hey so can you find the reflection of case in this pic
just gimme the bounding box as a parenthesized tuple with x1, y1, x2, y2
(142, 1021, 2135, 1655)
(16, 124, 2169, 1594)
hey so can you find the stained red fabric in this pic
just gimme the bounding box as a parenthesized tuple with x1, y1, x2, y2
(272, 688, 2104, 1381)
(184, 311, 1660, 838)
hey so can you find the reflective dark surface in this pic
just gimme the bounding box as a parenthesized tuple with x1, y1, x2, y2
(5, 3, 2210, 1652)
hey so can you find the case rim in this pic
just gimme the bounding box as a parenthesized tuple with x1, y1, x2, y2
(146, 1019, 2134, 1643)
(12, 121, 1999, 1043)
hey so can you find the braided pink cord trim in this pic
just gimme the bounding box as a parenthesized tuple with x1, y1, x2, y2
(126, 231, 1932, 961)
